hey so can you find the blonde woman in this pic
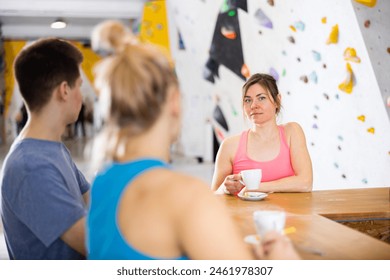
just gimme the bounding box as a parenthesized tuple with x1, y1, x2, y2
(86, 21, 299, 260)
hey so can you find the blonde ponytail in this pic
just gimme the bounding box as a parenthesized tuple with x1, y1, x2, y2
(89, 20, 178, 170)
(91, 20, 138, 56)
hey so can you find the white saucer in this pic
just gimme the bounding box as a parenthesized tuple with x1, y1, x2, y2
(237, 192, 268, 201)
(244, 234, 261, 245)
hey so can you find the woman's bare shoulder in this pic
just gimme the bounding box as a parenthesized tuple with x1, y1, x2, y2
(282, 122, 304, 135)
(282, 121, 302, 129)
(221, 132, 243, 148)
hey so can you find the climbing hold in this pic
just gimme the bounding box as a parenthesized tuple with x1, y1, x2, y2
(354, 0, 377, 8)
(254, 9, 273, 29)
(241, 64, 250, 79)
(309, 71, 318, 84)
(287, 36, 295, 44)
(221, 26, 237, 39)
(300, 75, 308, 83)
(367, 127, 375, 134)
(294, 21, 305, 31)
(312, 50, 321, 61)
(269, 67, 279, 81)
(326, 24, 339, 44)
(357, 115, 366, 122)
(344, 47, 361, 63)
(267, 0, 275, 6)
(338, 63, 354, 94)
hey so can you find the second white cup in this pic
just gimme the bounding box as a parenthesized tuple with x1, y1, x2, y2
(253, 210, 286, 238)
(240, 169, 262, 190)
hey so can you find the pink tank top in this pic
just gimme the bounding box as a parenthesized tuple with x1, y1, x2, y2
(232, 126, 295, 182)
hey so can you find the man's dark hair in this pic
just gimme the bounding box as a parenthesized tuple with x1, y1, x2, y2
(14, 38, 83, 112)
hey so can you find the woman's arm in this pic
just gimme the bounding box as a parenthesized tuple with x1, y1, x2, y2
(258, 122, 313, 193)
(211, 137, 243, 193)
(178, 180, 253, 259)
(176, 178, 299, 260)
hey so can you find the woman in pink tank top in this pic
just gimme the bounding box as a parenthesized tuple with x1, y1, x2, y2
(211, 73, 313, 194)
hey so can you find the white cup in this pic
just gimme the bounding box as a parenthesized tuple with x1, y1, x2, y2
(253, 210, 286, 238)
(240, 169, 262, 190)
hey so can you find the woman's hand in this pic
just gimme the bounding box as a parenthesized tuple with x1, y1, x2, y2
(223, 174, 244, 195)
(254, 231, 300, 260)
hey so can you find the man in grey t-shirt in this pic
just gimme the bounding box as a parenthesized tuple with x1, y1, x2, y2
(0, 38, 90, 259)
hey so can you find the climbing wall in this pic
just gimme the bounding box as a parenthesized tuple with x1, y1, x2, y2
(139, 0, 172, 60)
(351, 0, 390, 119)
(168, 0, 390, 189)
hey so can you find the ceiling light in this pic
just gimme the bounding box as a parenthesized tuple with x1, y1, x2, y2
(51, 19, 67, 29)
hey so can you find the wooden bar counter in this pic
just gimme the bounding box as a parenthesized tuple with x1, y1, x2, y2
(218, 187, 390, 260)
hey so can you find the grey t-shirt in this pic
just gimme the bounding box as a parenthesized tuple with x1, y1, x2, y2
(0, 138, 90, 259)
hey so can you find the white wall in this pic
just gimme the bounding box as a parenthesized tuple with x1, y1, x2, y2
(168, 0, 390, 190)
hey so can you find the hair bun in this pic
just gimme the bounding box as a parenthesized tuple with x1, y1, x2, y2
(91, 20, 138, 56)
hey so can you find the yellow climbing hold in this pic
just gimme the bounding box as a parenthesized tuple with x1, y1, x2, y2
(338, 63, 354, 94)
(289, 25, 297, 32)
(354, 0, 376, 7)
(367, 127, 375, 134)
(321, 17, 327, 24)
(344, 47, 361, 63)
(357, 115, 366, 122)
(326, 24, 339, 44)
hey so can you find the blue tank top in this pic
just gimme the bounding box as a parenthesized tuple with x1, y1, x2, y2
(87, 158, 187, 260)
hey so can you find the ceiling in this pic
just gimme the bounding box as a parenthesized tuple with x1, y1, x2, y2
(0, 0, 146, 40)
